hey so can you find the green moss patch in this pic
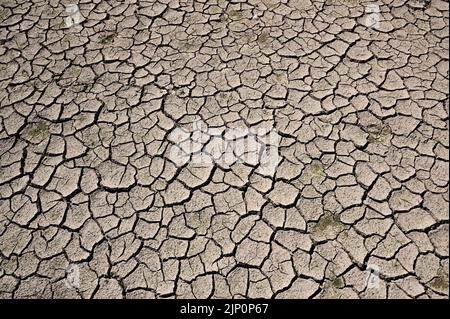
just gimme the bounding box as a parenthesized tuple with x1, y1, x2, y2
(24, 121, 49, 141)
(310, 161, 326, 177)
(100, 33, 116, 45)
(366, 124, 392, 145)
(312, 213, 346, 237)
(429, 268, 449, 293)
(257, 31, 270, 46)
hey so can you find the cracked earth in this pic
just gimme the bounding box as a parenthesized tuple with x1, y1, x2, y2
(0, 0, 449, 299)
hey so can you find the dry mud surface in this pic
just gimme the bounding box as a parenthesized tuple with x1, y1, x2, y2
(0, 0, 449, 299)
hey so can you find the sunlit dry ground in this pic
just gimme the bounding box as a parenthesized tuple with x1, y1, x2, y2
(0, 0, 448, 298)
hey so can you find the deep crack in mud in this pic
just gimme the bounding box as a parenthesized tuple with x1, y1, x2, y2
(0, 0, 448, 299)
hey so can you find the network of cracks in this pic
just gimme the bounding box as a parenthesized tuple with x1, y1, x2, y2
(0, 0, 448, 299)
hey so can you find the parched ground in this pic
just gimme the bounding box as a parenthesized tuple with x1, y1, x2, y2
(0, 0, 449, 299)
